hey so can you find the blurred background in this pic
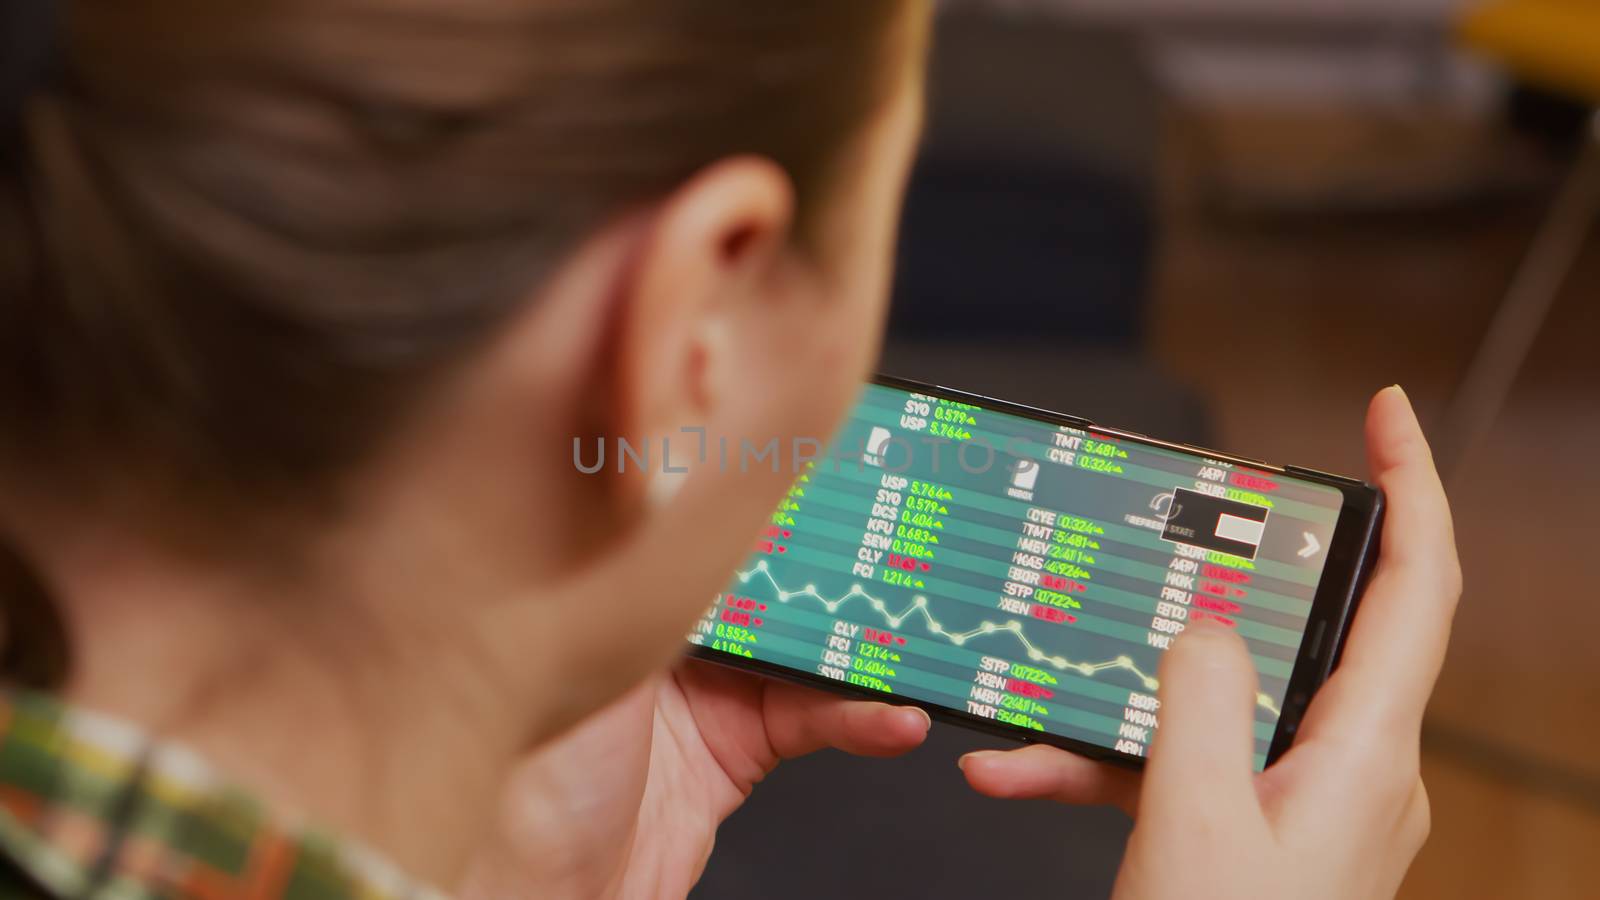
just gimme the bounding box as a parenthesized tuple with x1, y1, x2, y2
(697, 1, 1600, 897)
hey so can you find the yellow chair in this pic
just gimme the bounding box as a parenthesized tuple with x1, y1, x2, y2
(1439, 0, 1599, 480)
(1462, 0, 1600, 102)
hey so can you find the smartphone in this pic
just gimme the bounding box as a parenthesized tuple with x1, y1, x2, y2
(687, 375, 1383, 770)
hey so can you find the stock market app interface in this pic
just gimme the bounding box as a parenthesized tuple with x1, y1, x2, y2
(689, 384, 1347, 769)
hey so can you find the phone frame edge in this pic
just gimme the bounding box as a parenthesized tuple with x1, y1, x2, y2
(685, 374, 1387, 770)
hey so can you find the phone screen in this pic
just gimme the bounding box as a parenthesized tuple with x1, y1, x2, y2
(689, 381, 1355, 770)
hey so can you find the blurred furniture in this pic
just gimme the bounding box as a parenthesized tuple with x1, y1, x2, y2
(1437, 1, 1600, 481)
(1461, 0, 1600, 99)
(889, 11, 1161, 346)
(969, 0, 1502, 221)
(0, 0, 57, 131)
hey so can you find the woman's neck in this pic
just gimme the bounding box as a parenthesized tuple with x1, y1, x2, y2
(20, 507, 555, 889)
(0, 370, 652, 888)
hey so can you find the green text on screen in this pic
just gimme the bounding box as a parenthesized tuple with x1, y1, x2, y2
(690, 384, 1345, 770)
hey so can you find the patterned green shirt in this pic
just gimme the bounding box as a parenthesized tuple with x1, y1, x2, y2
(0, 690, 449, 900)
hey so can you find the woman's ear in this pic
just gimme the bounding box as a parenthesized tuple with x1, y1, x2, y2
(484, 158, 822, 729)
(610, 156, 797, 500)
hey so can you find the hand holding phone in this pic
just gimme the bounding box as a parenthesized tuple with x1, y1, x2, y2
(962, 386, 1461, 900)
(460, 660, 931, 900)
(691, 376, 1384, 770)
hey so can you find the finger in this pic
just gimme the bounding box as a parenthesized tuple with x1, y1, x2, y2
(959, 744, 1139, 815)
(761, 680, 931, 759)
(1305, 386, 1461, 736)
(1142, 620, 1260, 817)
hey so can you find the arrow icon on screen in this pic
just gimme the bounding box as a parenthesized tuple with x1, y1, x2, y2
(1297, 532, 1321, 559)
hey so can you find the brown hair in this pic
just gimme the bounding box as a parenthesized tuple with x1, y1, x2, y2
(0, 0, 916, 686)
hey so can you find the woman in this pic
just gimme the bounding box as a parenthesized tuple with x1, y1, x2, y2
(0, 1, 1460, 898)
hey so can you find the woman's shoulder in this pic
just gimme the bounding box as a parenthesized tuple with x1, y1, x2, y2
(0, 690, 451, 900)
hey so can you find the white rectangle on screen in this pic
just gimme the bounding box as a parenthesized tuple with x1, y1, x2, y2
(1214, 513, 1266, 547)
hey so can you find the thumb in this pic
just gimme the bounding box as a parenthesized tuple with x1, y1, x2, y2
(1141, 620, 1262, 818)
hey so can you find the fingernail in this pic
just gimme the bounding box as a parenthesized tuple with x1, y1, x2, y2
(904, 707, 932, 730)
(958, 750, 997, 771)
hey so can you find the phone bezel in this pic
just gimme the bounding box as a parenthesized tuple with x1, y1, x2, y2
(686, 374, 1385, 769)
